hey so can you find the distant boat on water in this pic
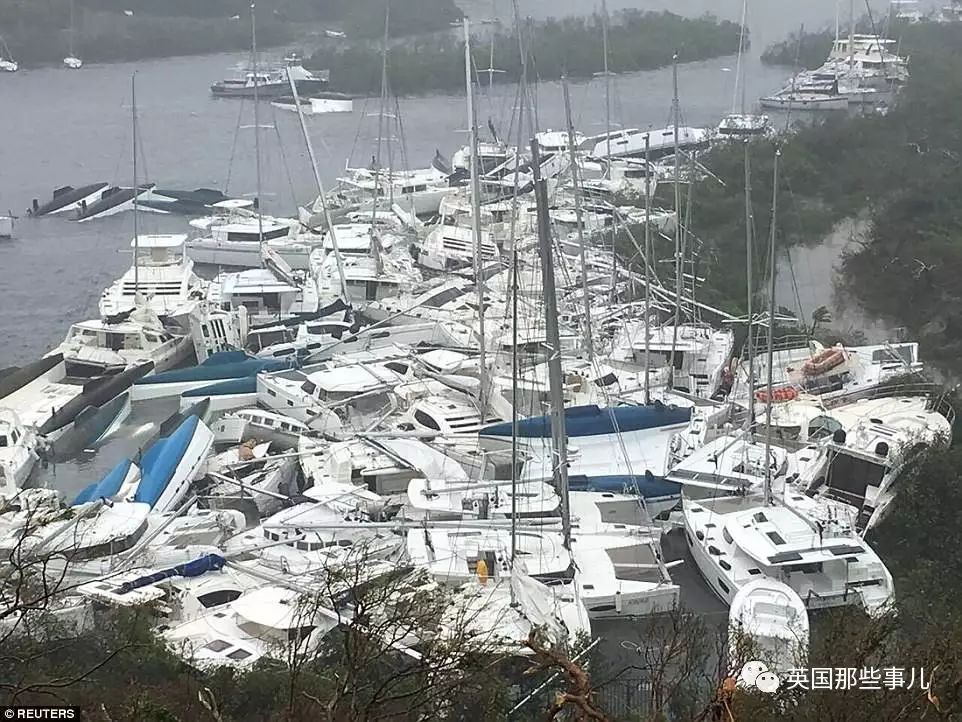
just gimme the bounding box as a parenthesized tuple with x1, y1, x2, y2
(271, 91, 354, 114)
(211, 56, 329, 98)
(0, 35, 17, 72)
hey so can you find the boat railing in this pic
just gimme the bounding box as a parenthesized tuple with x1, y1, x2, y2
(820, 379, 954, 421)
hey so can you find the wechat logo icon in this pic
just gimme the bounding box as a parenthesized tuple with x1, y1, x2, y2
(738, 660, 781, 694)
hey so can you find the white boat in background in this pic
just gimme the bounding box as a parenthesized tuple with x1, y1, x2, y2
(729, 578, 809, 674)
(270, 92, 354, 114)
(715, 113, 772, 140)
(63, 0, 82, 69)
(50, 308, 193, 379)
(760, 85, 849, 111)
(0, 36, 17, 72)
(588, 126, 711, 161)
(683, 490, 894, 615)
(0, 410, 39, 498)
(0, 215, 12, 238)
(100, 234, 206, 320)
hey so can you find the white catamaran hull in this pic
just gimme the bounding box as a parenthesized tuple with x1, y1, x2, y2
(185, 240, 313, 270)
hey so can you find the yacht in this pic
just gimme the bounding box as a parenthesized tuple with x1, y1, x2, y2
(99, 234, 206, 319)
(270, 91, 354, 114)
(0, 36, 17, 72)
(50, 308, 193, 379)
(715, 114, 773, 140)
(588, 126, 711, 161)
(682, 490, 894, 615)
(890, 0, 923, 23)
(27, 183, 109, 217)
(609, 322, 736, 400)
(211, 60, 328, 98)
(760, 84, 849, 111)
(185, 216, 306, 269)
(0, 410, 39, 498)
(783, 395, 953, 532)
(310, 222, 421, 306)
(320, 164, 452, 218)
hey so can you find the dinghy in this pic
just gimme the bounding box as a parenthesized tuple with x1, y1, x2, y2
(729, 578, 810, 674)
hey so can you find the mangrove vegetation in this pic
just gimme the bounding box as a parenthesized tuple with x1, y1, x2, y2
(306, 11, 744, 96)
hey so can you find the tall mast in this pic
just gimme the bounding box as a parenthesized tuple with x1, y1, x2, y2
(509, 0, 528, 583)
(464, 19, 489, 413)
(131, 73, 139, 297)
(848, 0, 855, 78)
(643, 133, 652, 404)
(286, 70, 349, 302)
(562, 75, 593, 361)
(251, 2, 263, 246)
(668, 54, 683, 387)
(69, 0, 75, 58)
(732, 0, 748, 115)
(531, 138, 571, 550)
(744, 140, 756, 428)
(763, 149, 781, 507)
(601, 0, 611, 165)
(372, 2, 391, 224)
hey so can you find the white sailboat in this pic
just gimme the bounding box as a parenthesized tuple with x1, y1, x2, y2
(63, 0, 83, 69)
(0, 35, 18, 72)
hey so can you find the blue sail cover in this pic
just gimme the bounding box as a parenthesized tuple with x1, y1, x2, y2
(133, 415, 200, 508)
(134, 358, 293, 386)
(182, 376, 257, 397)
(117, 553, 227, 594)
(568, 473, 681, 498)
(72, 458, 133, 506)
(481, 403, 692, 439)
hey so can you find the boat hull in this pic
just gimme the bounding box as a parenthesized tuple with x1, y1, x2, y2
(210, 80, 326, 98)
(28, 183, 109, 217)
(759, 96, 849, 111)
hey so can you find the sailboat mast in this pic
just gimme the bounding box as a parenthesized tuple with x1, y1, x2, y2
(251, 2, 263, 245)
(562, 75, 593, 361)
(848, 0, 855, 78)
(763, 149, 781, 506)
(131, 73, 139, 296)
(668, 54, 682, 385)
(531, 138, 571, 549)
(601, 0, 611, 164)
(286, 70, 350, 302)
(464, 20, 489, 412)
(643, 134, 652, 404)
(509, 0, 528, 582)
(744, 140, 756, 427)
(732, 0, 748, 115)
(372, 3, 390, 224)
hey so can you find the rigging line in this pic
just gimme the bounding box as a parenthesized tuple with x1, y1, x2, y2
(346, 95, 371, 171)
(224, 96, 247, 194)
(268, 104, 299, 210)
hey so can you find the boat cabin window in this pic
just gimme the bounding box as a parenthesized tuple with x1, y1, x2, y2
(413, 410, 441, 431)
(593, 372, 619, 388)
(301, 381, 318, 396)
(384, 361, 409, 375)
(144, 332, 161, 344)
(766, 532, 786, 545)
(306, 324, 346, 338)
(786, 562, 823, 574)
(808, 416, 843, 441)
(824, 452, 886, 501)
(198, 589, 243, 608)
(225, 226, 289, 242)
(400, 184, 428, 194)
(0, 435, 7, 448)
(871, 345, 914, 365)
